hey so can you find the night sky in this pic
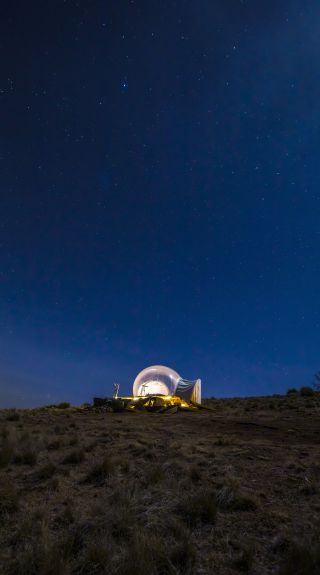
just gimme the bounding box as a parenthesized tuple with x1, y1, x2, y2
(1, 1, 319, 407)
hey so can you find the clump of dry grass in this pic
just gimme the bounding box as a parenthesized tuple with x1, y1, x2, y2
(109, 502, 136, 541)
(8, 538, 68, 575)
(62, 449, 85, 465)
(0, 438, 15, 468)
(216, 477, 258, 511)
(53, 424, 65, 435)
(14, 448, 38, 466)
(278, 541, 320, 575)
(61, 499, 75, 525)
(231, 542, 255, 572)
(36, 462, 57, 481)
(47, 437, 64, 450)
(177, 489, 217, 527)
(189, 463, 202, 483)
(142, 462, 165, 486)
(5, 411, 20, 422)
(69, 434, 79, 446)
(83, 537, 113, 573)
(169, 537, 197, 574)
(0, 479, 19, 515)
(117, 528, 196, 575)
(85, 455, 117, 483)
(299, 476, 318, 496)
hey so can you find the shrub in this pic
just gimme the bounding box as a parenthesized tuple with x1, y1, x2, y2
(300, 386, 314, 397)
(6, 411, 20, 421)
(287, 388, 298, 395)
(56, 402, 70, 409)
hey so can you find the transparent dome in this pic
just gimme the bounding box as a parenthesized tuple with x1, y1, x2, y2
(133, 365, 181, 397)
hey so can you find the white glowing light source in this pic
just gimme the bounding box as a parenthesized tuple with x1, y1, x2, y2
(133, 365, 181, 397)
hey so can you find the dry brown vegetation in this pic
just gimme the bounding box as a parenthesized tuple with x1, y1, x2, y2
(0, 393, 320, 574)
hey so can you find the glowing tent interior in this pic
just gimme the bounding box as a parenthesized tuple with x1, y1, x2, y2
(133, 365, 201, 404)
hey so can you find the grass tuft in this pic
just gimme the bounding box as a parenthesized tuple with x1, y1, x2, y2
(85, 455, 117, 483)
(0, 479, 19, 515)
(216, 478, 258, 511)
(14, 449, 38, 466)
(279, 542, 320, 575)
(62, 449, 85, 465)
(0, 439, 15, 468)
(177, 489, 217, 526)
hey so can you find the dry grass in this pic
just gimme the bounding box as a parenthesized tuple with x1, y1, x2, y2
(0, 393, 319, 574)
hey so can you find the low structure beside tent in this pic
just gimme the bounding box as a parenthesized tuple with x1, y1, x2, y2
(93, 364, 202, 413)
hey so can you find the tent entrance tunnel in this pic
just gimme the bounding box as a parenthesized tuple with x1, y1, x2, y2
(133, 365, 201, 404)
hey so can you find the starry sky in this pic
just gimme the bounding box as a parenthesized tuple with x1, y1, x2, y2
(1, 1, 319, 407)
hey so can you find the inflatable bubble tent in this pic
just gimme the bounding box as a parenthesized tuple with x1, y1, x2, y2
(133, 365, 180, 397)
(133, 365, 202, 403)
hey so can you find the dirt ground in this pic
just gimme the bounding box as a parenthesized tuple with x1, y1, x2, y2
(0, 394, 320, 574)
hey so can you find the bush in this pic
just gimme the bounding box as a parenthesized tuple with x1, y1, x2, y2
(287, 388, 298, 395)
(45, 402, 71, 409)
(300, 387, 314, 397)
(6, 411, 20, 421)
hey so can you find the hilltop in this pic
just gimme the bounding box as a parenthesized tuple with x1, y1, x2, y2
(0, 393, 319, 574)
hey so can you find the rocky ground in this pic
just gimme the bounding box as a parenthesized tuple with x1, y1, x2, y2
(0, 393, 320, 574)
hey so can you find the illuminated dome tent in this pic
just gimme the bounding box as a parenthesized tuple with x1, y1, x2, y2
(133, 365, 201, 404)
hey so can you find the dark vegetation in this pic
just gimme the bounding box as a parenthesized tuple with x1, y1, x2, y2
(0, 392, 319, 574)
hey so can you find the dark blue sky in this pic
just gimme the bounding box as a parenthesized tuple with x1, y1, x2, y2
(1, 1, 319, 406)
